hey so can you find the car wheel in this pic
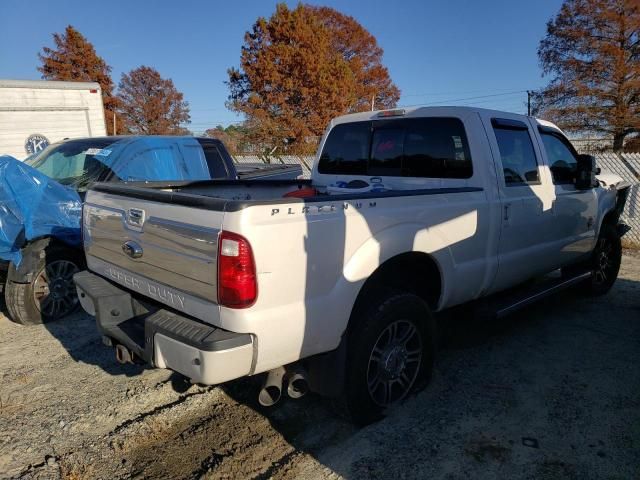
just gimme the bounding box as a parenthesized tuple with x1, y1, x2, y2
(587, 223, 622, 296)
(344, 291, 435, 425)
(4, 244, 83, 325)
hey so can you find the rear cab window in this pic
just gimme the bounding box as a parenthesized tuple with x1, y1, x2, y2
(195, 139, 232, 179)
(318, 117, 472, 179)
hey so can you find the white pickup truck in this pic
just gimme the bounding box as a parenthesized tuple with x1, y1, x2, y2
(74, 107, 630, 424)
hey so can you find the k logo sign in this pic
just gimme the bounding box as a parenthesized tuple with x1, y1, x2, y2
(24, 134, 50, 155)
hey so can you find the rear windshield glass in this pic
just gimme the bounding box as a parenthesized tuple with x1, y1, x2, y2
(318, 117, 472, 178)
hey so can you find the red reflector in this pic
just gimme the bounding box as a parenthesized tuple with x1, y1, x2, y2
(89, 89, 98, 93)
(218, 231, 257, 308)
(283, 187, 318, 198)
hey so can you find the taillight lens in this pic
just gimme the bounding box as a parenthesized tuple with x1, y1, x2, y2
(217, 231, 257, 308)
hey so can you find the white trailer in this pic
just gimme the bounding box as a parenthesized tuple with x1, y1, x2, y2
(0, 79, 107, 159)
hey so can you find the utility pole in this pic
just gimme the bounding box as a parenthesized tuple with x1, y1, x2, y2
(527, 91, 532, 116)
(371, 94, 375, 112)
(113, 111, 117, 135)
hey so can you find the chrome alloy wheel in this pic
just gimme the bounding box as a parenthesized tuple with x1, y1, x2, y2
(593, 237, 615, 286)
(366, 319, 422, 407)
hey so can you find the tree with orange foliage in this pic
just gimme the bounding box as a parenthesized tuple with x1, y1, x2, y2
(38, 26, 119, 135)
(308, 6, 400, 112)
(227, 3, 399, 153)
(536, 0, 640, 151)
(204, 124, 250, 154)
(116, 66, 191, 135)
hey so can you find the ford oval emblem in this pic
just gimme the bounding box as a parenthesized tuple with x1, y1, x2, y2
(122, 240, 143, 259)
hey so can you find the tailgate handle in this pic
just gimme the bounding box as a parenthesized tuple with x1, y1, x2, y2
(122, 240, 143, 259)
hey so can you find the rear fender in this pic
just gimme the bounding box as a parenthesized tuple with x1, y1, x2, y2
(326, 223, 452, 337)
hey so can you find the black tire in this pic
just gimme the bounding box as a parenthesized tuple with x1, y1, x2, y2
(344, 291, 435, 425)
(4, 244, 84, 325)
(561, 224, 622, 296)
(586, 223, 622, 296)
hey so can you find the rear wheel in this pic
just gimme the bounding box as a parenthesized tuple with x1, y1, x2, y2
(4, 244, 83, 325)
(344, 292, 435, 425)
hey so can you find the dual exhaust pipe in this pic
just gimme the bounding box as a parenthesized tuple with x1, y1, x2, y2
(115, 343, 306, 406)
(258, 365, 309, 407)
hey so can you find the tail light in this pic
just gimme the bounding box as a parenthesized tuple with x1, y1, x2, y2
(217, 231, 257, 308)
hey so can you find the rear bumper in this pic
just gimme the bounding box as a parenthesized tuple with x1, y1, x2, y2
(73, 270, 255, 385)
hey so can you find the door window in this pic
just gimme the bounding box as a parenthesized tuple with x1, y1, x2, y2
(117, 144, 211, 181)
(540, 133, 578, 184)
(492, 120, 540, 185)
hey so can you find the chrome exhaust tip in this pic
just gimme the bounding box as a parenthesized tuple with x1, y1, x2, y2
(286, 372, 309, 399)
(258, 366, 285, 407)
(115, 344, 133, 364)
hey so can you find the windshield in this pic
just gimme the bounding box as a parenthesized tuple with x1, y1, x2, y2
(24, 139, 120, 191)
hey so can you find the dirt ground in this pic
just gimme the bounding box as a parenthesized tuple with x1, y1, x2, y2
(1, 253, 639, 480)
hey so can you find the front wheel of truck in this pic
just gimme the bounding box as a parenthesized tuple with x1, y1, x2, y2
(562, 223, 622, 296)
(587, 223, 622, 296)
(4, 243, 84, 325)
(344, 292, 435, 425)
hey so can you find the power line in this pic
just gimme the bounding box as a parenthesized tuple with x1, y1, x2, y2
(401, 87, 534, 98)
(398, 90, 529, 108)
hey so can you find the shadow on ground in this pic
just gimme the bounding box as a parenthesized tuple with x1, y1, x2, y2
(6, 273, 639, 479)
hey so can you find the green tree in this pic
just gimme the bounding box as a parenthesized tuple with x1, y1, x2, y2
(116, 66, 190, 135)
(536, 0, 640, 150)
(227, 3, 400, 153)
(38, 25, 119, 135)
(204, 124, 251, 154)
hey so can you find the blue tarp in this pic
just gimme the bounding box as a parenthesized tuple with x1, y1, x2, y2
(0, 137, 225, 266)
(0, 155, 82, 265)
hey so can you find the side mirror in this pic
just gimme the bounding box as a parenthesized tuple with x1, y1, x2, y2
(575, 154, 599, 189)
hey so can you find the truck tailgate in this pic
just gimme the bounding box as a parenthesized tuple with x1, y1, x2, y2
(83, 189, 222, 314)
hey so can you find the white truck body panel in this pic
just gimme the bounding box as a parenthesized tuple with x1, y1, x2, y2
(0, 79, 107, 159)
(78, 106, 623, 383)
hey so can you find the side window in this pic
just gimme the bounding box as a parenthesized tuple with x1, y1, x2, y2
(318, 122, 371, 175)
(492, 119, 540, 185)
(402, 118, 472, 178)
(116, 144, 209, 181)
(181, 144, 214, 179)
(196, 141, 230, 179)
(540, 133, 578, 184)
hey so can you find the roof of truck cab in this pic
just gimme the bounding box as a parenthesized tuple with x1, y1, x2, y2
(329, 106, 561, 131)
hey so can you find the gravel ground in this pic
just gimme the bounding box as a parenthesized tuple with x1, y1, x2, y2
(1, 253, 639, 480)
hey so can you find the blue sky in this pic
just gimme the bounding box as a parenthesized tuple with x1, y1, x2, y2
(0, 0, 563, 133)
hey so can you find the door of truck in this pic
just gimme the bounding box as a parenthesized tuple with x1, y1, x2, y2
(480, 112, 559, 292)
(534, 126, 598, 264)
